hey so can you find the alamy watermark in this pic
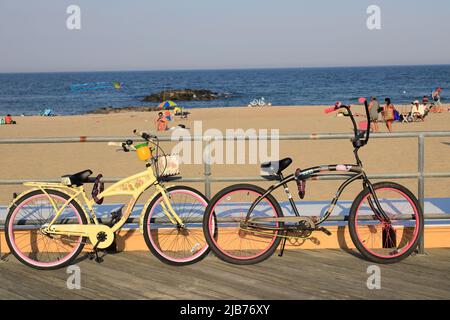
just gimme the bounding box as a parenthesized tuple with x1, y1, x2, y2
(366, 5, 381, 30)
(170, 121, 280, 171)
(366, 265, 381, 289)
(66, 265, 81, 289)
(66, 5, 81, 30)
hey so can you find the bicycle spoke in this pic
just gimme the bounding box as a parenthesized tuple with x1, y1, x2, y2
(146, 188, 208, 264)
(8, 192, 84, 269)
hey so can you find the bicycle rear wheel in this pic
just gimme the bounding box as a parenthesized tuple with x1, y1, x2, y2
(203, 184, 283, 265)
(349, 182, 423, 264)
(143, 186, 210, 265)
(5, 189, 87, 270)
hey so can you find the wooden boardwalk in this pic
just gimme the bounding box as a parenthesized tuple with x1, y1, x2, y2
(1, 249, 449, 300)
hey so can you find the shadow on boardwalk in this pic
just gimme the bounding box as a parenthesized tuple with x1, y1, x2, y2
(1, 249, 449, 299)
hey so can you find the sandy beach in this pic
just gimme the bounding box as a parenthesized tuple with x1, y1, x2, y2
(1, 105, 449, 204)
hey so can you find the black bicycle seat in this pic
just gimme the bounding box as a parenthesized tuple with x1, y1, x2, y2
(260, 157, 292, 175)
(61, 169, 94, 186)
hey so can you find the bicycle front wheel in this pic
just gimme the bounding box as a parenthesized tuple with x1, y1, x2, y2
(349, 182, 424, 264)
(143, 185, 210, 266)
(203, 184, 284, 265)
(5, 189, 87, 270)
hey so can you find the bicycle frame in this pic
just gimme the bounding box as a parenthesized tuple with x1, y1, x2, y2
(246, 163, 361, 222)
(244, 99, 393, 227)
(245, 161, 392, 229)
(15, 165, 184, 248)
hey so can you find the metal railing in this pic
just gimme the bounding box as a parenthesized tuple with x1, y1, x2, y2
(1, 131, 450, 253)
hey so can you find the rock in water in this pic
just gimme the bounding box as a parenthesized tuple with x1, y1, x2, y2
(142, 89, 223, 102)
(88, 106, 158, 114)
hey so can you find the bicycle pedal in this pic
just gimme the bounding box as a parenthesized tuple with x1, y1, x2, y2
(318, 227, 332, 236)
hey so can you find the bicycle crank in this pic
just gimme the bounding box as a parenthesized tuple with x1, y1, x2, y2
(43, 224, 115, 249)
(240, 216, 317, 240)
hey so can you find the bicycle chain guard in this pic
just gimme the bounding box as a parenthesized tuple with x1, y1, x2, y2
(295, 168, 306, 199)
(92, 174, 104, 205)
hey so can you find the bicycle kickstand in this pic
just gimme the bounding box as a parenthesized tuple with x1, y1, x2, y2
(89, 240, 104, 264)
(278, 233, 288, 257)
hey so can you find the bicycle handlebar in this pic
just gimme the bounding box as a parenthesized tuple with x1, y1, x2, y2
(363, 99, 370, 145)
(324, 106, 337, 114)
(107, 130, 159, 153)
(133, 129, 158, 141)
(324, 98, 371, 148)
(107, 141, 136, 152)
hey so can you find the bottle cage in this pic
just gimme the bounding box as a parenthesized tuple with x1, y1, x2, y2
(92, 174, 104, 205)
(295, 168, 306, 199)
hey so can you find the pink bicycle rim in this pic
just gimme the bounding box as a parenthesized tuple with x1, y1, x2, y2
(147, 189, 209, 263)
(209, 189, 278, 260)
(355, 187, 419, 259)
(8, 194, 83, 268)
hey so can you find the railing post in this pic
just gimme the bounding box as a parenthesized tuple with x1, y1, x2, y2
(418, 134, 425, 254)
(203, 138, 212, 199)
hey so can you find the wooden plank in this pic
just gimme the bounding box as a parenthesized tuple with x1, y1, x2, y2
(0, 249, 449, 299)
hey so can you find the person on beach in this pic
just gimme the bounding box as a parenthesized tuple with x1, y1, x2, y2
(156, 112, 168, 131)
(411, 100, 426, 121)
(431, 87, 443, 113)
(383, 98, 395, 132)
(368, 96, 380, 132)
(164, 110, 172, 121)
(2, 114, 16, 125)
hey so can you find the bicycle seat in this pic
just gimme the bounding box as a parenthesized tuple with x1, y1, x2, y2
(260, 157, 292, 175)
(61, 169, 94, 186)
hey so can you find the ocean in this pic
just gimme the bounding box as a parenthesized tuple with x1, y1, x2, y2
(0, 65, 448, 116)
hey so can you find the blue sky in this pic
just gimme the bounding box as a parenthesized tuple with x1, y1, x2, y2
(0, 0, 449, 72)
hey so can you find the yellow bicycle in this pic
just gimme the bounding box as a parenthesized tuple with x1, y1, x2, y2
(5, 130, 210, 269)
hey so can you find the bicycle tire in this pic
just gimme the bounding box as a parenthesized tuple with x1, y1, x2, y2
(203, 184, 284, 265)
(143, 185, 210, 266)
(5, 189, 87, 270)
(348, 182, 424, 264)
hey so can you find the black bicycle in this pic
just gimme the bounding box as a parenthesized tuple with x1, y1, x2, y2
(203, 98, 424, 265)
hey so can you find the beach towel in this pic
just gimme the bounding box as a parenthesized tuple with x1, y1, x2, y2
(394, 109, 400, 121)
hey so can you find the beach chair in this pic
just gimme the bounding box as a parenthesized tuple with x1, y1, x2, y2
(401, 105, 411, 123)
(412, 104, 426, 122)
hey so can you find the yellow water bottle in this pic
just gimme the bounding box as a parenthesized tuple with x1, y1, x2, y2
(135, 142, 151, 161)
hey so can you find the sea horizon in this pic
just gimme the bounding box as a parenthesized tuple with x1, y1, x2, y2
(1, 64, 448, 116)
(2, 63, 450, 75)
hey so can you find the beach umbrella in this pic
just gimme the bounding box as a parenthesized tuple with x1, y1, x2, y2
(158, 100, 178, 110)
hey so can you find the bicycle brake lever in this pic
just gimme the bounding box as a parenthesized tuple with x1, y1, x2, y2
(121, 143, 130, 152)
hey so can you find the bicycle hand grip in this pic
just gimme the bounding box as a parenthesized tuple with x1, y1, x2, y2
(108, 142, 122, 147)
(324, 107, 337, 114)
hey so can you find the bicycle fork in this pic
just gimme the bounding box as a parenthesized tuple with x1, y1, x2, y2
(155, 185, 185, 228)
(364, 180, 392, 223)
